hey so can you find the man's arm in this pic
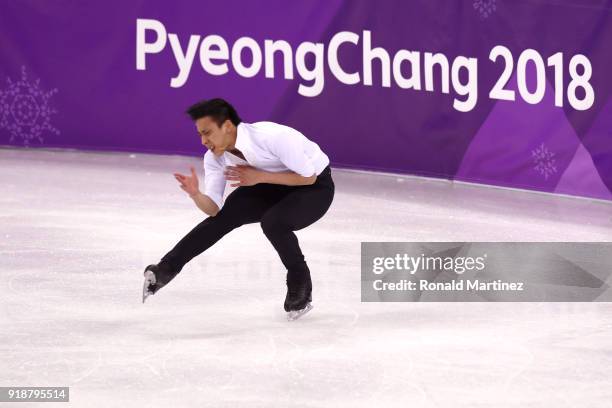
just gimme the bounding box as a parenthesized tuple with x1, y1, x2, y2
(189, 191, 220, 216)
(174, 164, 223, 217)
(266, 128, 318, 181)
(224, 165, 316, 187)
(259, 170, 316, 186)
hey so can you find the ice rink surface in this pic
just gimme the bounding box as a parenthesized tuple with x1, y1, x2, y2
(1, 147, 611, 407)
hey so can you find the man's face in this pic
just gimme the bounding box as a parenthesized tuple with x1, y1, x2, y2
(196, 116, 231, 156)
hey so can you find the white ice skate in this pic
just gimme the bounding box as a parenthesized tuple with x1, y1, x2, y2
(287, 303, 313, 321)
(142, 270, 157, 303)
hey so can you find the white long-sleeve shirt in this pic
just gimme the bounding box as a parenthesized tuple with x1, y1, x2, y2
(203, 121, 330, 209)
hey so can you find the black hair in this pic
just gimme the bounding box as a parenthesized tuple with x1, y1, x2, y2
(185, 98, 242, 127)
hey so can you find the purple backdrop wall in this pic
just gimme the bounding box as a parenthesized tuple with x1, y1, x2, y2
(1, 0, 611, 200)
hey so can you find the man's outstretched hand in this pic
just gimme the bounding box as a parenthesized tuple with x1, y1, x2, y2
(174, 166, 200, 196)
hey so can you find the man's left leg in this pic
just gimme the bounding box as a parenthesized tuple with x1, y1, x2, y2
(260, 170, 335, 317)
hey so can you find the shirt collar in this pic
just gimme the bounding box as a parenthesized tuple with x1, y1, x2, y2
(232, 122, 253, 164)
(235, 122, 248, 152)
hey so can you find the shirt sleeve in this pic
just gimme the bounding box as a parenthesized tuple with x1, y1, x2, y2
(203, 152, 226, 209)
(268, 130, 316, 177)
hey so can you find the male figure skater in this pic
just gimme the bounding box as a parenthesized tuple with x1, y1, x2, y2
(142, 98, 334, 320)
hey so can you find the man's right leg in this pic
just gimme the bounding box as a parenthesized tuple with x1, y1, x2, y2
(150, 183, 286, 290)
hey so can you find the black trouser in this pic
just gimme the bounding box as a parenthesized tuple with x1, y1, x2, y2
(157, 165, 335, 285)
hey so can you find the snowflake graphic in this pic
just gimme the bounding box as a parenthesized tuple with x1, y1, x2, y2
(532, 143, 557, 180)
(473, 0, 497, 19)
(0, 66, 59, 146)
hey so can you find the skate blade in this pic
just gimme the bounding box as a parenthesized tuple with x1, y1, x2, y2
(287, 303, 313, 321)
(142, 289, 153, 303)
(142, 270, 156, 303)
